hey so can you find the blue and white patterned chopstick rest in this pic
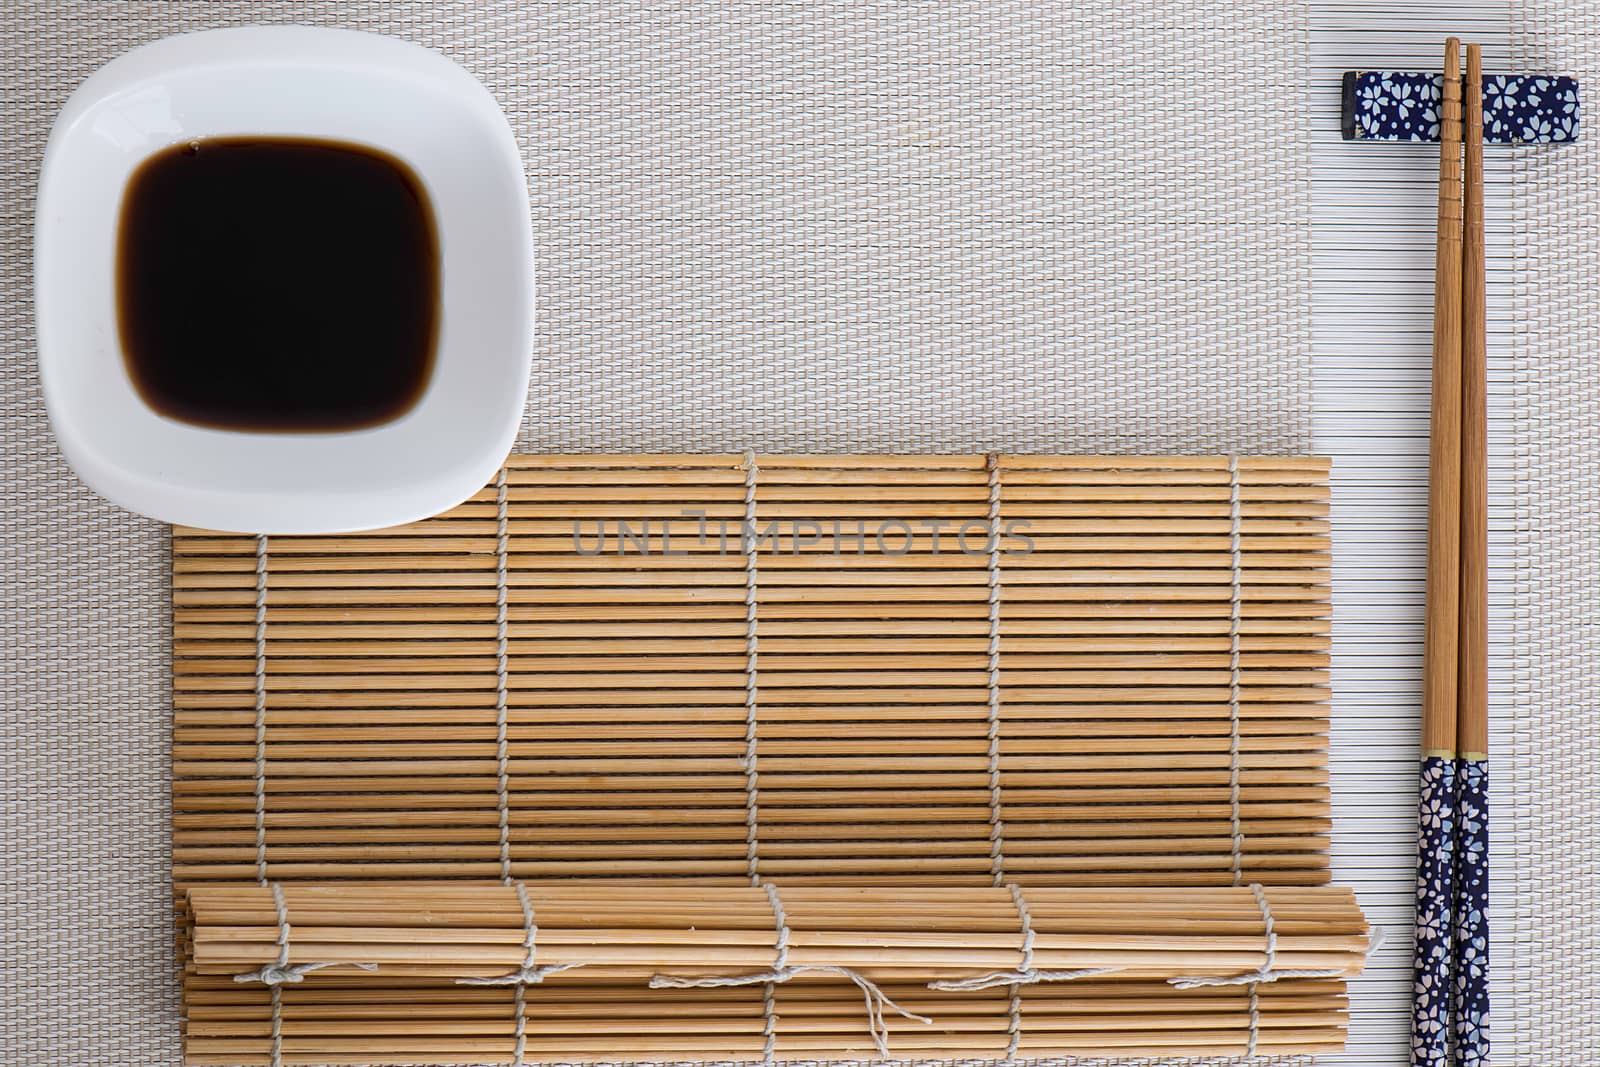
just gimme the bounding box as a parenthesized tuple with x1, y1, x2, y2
(1342, 71, 1579, 143)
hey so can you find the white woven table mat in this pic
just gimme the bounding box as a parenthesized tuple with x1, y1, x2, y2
(3, 2, 1595, 1066)
(0, 5, 1311, 1063)
(1313, 4, 1600, 1064)
(1503, 3, 1600, 1059)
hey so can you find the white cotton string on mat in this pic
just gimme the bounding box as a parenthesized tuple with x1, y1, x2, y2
(741, 451, 762, 885)
(477, 466, 553, 1067)
(983, 453, 1007, 887)
(928, 883, 1118, 993)
(457, 882, 584, 987)
(648, 883, 933, 1059)
(1169, 883, 1360, 988)
(738, 452, 778, 1061)
(252, 534, 269, 886)
(232, 883, 378, 987)
(493, 465, 513, 883)
(981, 456, 1025, 1058)
(247, 535, 286, 1067)
(1226, 455, 1247, 885)
(229, 885, 376, 1067)
(1165, 883, 1367, 1059)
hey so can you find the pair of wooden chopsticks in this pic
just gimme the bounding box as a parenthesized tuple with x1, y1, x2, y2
(1414, 36, 1489, 1067)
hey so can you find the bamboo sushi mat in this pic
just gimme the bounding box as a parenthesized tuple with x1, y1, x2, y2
(170, 454, 1352, 1064)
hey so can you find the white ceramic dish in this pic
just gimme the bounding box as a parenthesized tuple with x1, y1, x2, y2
(36, 26, 533, 533)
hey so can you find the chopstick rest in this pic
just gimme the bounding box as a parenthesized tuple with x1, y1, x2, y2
(1342, 70, 1579, 143)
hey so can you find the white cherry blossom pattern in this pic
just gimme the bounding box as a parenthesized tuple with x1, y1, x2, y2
(1346, 70, 1579, 143)
(1453, 759, 1490, 1067)
(1411, 756, 1455, 1067)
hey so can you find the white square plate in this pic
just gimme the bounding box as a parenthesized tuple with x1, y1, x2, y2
(36, 26, 533, 533)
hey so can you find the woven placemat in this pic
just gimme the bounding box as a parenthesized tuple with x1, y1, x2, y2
(1505, 3, 1600, 1061)
(1305, 5, 1600, 1064)
(0, 3, 1315, 1065)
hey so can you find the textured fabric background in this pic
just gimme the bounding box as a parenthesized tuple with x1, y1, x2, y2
(508, 4, 1313, 456)
(27, 2, 1599, 1066)
(1308, 4, 1600, 1065)
(1506, 2, 1600, 1060)
(1307, 9, 1517, 1064)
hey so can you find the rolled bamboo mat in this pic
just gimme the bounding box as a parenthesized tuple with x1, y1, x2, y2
(186, 883, 1370, 985)
(171, 453, 1350, 1063)
(181, 883, 1364, 1063)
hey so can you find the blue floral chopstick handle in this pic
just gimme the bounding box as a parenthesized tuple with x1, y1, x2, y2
(1413, 755, 1456, 1067)
(1453, 759, 1490, 1066)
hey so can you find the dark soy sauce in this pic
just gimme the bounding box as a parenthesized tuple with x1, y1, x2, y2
(116, 137, 439, 433)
